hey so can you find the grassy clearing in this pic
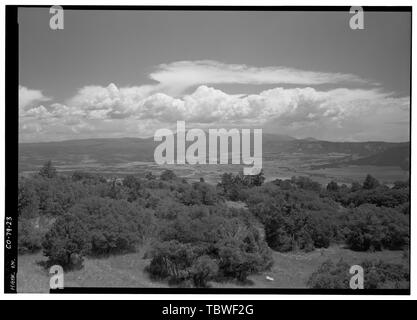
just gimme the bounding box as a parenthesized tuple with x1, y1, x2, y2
(223, 246, 407, 289)
(17, 247, 165, 293)
(17, 245, 407, 292)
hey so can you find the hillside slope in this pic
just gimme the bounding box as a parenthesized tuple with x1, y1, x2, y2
(348, 145, 410, 170)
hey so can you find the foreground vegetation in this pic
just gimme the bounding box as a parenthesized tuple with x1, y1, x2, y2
(18, 161, 410, 288)
(18, 245, 407, 292)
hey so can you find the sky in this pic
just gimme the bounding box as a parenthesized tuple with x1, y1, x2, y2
(18, 8, 411, 142)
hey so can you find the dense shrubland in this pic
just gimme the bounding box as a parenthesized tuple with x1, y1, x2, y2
(223, 173, 409, 253)
(18, 163, 271, 285)
(148, 205, 271, 286)
(244, 181, 339, 252)
(18, 161, 409, 287)
(307, 259, 409, 289)
(341, 204, 409, 251)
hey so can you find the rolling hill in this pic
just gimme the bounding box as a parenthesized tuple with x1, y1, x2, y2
(18, 135, 410, 172)
(347, 145, 410, 170)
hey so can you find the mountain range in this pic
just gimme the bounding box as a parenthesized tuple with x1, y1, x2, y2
(18, 134, 410, 172)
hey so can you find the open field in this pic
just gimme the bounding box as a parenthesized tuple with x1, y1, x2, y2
(17, 246, 407, 292)
(19, 137, 410, 186)
(19, 160, 408, 187)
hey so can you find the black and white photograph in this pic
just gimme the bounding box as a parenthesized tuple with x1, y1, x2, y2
(5, 5, 411, 294)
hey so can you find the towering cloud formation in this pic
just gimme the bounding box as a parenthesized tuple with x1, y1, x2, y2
(19, 61, 409, 142)
(149, 60, 370, 95)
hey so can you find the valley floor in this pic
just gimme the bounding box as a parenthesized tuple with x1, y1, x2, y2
(17, 245, 407, 292)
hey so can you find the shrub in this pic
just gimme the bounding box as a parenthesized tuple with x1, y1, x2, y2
(123, 175, 143, 201)
(343, 204, 409, 251)
(42, 214, 90, 270)
(247, 186, 337, 252)
(123, 175, 142, 190)
(39, 161, 57, 179)
(69, 197, 144, 255)
(71, 171, 106, 184)
(217, 242, 270, 282)
(307, 259, 350, 289)
(350, 181, 362, 192)
(18, 178, 39, 218)
(291, 176, 322, 192)
(178, 182, 218, 206)
(307, 259, 409, 289)
(190, 255, 219, 287)
(326, 181, 339, 192)
(147, 205, 272, 286)
(362, 174, 380, 190)
(362, 260, 409, 289)
(217, 170, 265, 201)
(18, 219, 43, 254)
(145, 171, 156, 180)
(341, 186, 409, 208)
(147, 240, 198, 283)
(160, 170, 177, 181)
(393, 180, 409, 189)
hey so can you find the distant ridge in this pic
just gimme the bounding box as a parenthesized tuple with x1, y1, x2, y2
(19, 135, 409, 173)
(19, 134, 409, 145)
(19, 136, 154, 145)
(301, 137, 319, 142)
(347, 145, 410, 170)
(262, 133, 297, 141)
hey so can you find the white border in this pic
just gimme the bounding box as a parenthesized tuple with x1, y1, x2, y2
(0, 0, 415, 300)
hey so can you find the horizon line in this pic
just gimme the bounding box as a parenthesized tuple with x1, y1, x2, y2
(18, 135, 411, 145)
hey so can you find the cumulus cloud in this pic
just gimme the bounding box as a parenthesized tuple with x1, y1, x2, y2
(149, 60, 370, 95)
(19, 86, 50, 111)
(18, 60, 408, 142)
(67, 83, 156, 120)
(19, 83, 409, 142)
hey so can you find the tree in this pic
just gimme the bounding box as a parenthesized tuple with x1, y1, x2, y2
(393, 180, 409, 189)
(363, 260, 409, 289)
(39, 161, 57, 179)
(190, 255, 219, 287)
(123, 175, 141, 189)
(160, 169, 177, 181)
(326, 181, 339, 192)
(147, 204, 272, 286)
(123, 175, 142, 201)
(42, 214, 90, 270)
(307, 259, 350, 289)
(217, 172, 256, 201)
(69, 197, 143, 255)
(218, 243, 269, 282)
(244, 169, 265, 187)
(179, 182, 218, 206)
(147, 240, 197, 283)
(363, 174, 380, 190)
(72, 171, 106, 184)
(350, 181, 362, 192)
(291, 176, 321, 192)
(343, 204, 409, 251)
(145, 171, 156, 180)
(18, 219, 42, 254)
(342, 186, 409, 208)
(18, 179, 39, 218)
(247, 185, 337, 252)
